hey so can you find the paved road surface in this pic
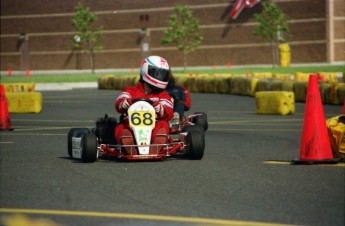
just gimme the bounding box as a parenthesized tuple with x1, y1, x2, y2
(0, 88, 344, 226)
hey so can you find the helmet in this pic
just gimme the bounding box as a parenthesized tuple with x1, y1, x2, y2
(140, 56, 170, 90)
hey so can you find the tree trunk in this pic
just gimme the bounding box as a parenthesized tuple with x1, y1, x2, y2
(90, 48, 95, 74)
(183, 49, 187, 71)
(271, 41, 276, 68)
(271, 41, 279, 68)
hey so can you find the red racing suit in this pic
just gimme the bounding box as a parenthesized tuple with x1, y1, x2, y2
(114, 82, 174, 144)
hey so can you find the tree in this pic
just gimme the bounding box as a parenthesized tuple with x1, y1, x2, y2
(72, 3, 103, 73)
(161, 5, 203, 71)
(253, 0, 290, 67)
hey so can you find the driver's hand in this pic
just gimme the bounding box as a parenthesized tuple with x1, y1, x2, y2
(153, 101, 164, 117)
(119, 98, 132, 110)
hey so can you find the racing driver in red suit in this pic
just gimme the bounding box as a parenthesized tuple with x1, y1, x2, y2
(114, 55, 174, 154)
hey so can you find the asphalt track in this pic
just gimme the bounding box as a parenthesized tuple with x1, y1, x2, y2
(0, 88, 344, 226)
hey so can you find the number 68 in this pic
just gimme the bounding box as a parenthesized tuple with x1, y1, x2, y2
(130, 111, 154, 126)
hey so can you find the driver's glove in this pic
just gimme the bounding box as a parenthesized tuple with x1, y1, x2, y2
(119, 98, 132, 110)
(153, 101, 164, 117)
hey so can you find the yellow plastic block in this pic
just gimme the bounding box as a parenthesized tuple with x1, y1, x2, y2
(247, 77, 259, 96)
(336, 84, 345, 105)
(98, 74, 115, 89)
(252, 72, 273, 78)
(255, 91, 295, 115)
(279, 43, 291, 67)
(326, 115, 345, 159)
(273, 73, 293, 81)
(6, 92, 42, 113)
(201, 75, 216, 93)
(270, 80, 294, 92)
(4, 83, 35, 92)
(320, 83, 345, 105)
(318, 72, 338, 83)
(294, 72, 313, 81)
(293, 81, 308, 102)
(231, 76, 248, 95)
(174, 74, 189, 87)
(255, 78, 272, 92)
(214, 74, 233, 94)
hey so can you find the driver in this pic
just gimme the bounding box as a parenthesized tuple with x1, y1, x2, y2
(114, 55, 174, 154)
(166, 70, 191, 122)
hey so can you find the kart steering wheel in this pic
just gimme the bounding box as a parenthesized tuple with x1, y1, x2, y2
(132, 98, 154, 105)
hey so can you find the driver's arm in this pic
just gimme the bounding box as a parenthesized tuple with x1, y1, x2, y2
(115, 89, 133, 114)
(157, 92, 174, 121)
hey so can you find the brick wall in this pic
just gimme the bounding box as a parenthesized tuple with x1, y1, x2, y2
(1, 0, 343, 71)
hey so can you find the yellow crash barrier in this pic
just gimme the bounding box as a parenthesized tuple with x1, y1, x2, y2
(4, 83, 35, 92)
(255, 91, 295, 115)
(6, 92, 42, 113)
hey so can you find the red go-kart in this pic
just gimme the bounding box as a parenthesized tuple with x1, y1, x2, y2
(67, 99, 205, 162)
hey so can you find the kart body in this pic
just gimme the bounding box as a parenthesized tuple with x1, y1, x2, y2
(68, 100, 205, 162)
(169, 112, 208, 134)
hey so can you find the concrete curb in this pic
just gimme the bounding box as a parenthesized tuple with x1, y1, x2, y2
(35, 82, 98, 91)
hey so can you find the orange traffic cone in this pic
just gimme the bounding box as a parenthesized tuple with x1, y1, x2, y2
(292, 74, 338, 164)
(25, 69, 30, 77)
(0, 84, 14, 131)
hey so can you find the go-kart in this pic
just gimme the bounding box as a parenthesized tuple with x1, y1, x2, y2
(169, 111, 208, 134)
(67, 98, 205, 162)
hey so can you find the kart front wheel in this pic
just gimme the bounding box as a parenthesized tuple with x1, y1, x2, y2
(186, 130, 205, 160)
(81, 133, 98, 163)
(68, 128, 90, 157)
(183, 125, 205, 147)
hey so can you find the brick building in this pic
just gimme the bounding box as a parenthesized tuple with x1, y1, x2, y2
(0, 0, 344, 71)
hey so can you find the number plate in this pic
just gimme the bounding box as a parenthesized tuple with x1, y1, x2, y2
(129, 110, 155, 127)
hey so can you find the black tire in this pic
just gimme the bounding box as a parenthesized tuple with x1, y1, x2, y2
(186, 130, 205, 160)
(192, 112, 208, 131)
(183, 124, 203, 132)
(95, 115, 117, 144)
(81, 133, 98, 163)
(183, 125, 205, 147)
(68, 128, 90, 158)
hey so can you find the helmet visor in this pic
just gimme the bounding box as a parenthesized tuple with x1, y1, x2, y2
(147, 65, 169, 82)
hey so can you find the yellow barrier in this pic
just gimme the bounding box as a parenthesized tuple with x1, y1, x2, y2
(98, 74, 115, 89)
(294, 72, 313, 81)
(96, 73, 343, 105)
(214, 74, 233, 94)
(252, 72, 273, 79)
(279, 43, 291, 67)
(230, 76, 248, 95)
(3, 83, 35, 92)
(255, 91, 295, 115)
(320, 83, 345, 105)
(293, 81, 308, 102)
(318, 72, 338, 83)
(270, 80, 294, 92)
(273, 73, 293, 80)
(255, 78, 272, 92)
(326, 115, 345, 159)
(6, 92, 42, 113)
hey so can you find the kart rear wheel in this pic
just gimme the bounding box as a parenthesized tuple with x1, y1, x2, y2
(192, 112, 208, 131)
(68, 128, 90, 157)
(183, 124, 204, 133)
(81, 133, 98, 163)
(186, 130, 205, 160)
